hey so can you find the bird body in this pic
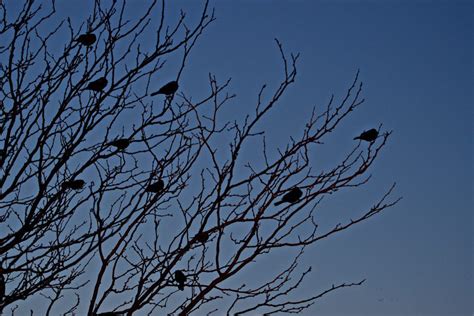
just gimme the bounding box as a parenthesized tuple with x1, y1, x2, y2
(75, 33, 96, 46)
(62, 179, 85, 190)
(85, 77, 108, 92)
(354, 128, 378, 142)
(274, 187, 303, 206)
(0, 273, 5, 303)
(151, 81, 178, 96)
(174, 270, 186, 291)
(145, 179, 164, 193)
(195, 231, 209, 244)
(108, 138, 130, 150)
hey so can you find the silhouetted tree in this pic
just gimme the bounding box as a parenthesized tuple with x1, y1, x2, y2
(0, 0, 400, 315)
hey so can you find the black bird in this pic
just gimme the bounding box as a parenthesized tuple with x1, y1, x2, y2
(151, 81, 178, 96)
(61, 179, 85, 190)
(274, 187, 303, 206)
(174, 270, 186, 291)
(108, 138, 130, 150)
(145, 179, 164, 193)
(0, 273, 5, 303)
(354, 128, 378, 142)
(85, 77, 108, 92)
(75, 33, 96, 46)
(195, 231, 209, 244)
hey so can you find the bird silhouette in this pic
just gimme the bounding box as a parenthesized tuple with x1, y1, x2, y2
(195, 231, 209, 244)
(150, 81, 178, 96)
(274, 187, 303, 206)
(145, 179, 164, 193)
(174, 270, 186, 291)
(75, 33, 96, 46)
(0, 273, 5, 303)
(61, 179, 85, 190)
(354, 128, 378, 142)
(84, 77, 108, 92)
(108, 138, 130, 150)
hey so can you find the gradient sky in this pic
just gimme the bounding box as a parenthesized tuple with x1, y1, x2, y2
(176, 1, 473, 315)
(4, 0, 472, 315)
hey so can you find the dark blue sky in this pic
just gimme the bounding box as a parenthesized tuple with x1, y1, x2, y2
(174, 1, 472, 315)
(5, 0, 471, 315)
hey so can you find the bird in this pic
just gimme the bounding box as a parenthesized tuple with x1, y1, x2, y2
(274, 187, 303, 206)
(174, 270, 186, 291)
(61, 179, 85, 190)
(84, 77, 108, 92)
(75, 33, 96, 46)
(150, 81, 178, 96)
(145, 179, 164, 193)
(0, 273, 5, 303)
(354, 128, 378, 142)
(195, 231, 209, 244)
(108, 138, 130, 150)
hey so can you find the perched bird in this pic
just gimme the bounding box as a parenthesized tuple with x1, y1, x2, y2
(145, 179, 164, 193)
(274, 187, 303, 206)
(75, 33, 96, 46)
(195, 231, 209, 244)
(174, 270, 186, 291)
(150, 81, 178, 96)
(0, 273, 5, 303)
(108, 138, 130, 150)
(84, 77, 108, 92)
(354, 128, 378, 142)
(61, 179, 85, 190)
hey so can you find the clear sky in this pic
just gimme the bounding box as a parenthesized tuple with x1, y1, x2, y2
(172, 1, 473, 315)
(4, 0, 472, 315)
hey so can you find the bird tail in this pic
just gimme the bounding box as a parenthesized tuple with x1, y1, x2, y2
(353, 136, 361, 140)
(274, 200, 284, 206)
(178, 283, 184, 291)
(150, 90, 163, 96)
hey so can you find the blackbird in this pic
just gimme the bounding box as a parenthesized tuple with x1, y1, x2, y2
(195, 231, 209, 244)
(85, 77, 108, 92)
(354, 128, 378, 142)
(150, 81, 178, 96)
(174, 270, 186, 291)
(274, 187, 303, 206)
(0, 273, 5, 302)
(62, 179, 85, 190)
(75, 33, 96, 46)
(145, 179, 164, 193)
(108, 138, 130, 150)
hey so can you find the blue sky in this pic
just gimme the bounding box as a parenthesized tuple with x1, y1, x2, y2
(3, 0, 472, 315)
(176, 1, 472, 315)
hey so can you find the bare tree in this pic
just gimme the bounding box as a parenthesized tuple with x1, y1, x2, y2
(0, 1, 400, 315)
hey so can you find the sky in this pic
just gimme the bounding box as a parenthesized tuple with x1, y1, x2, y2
(3, 0, 473, 315)
(176, 1, 473, 315)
